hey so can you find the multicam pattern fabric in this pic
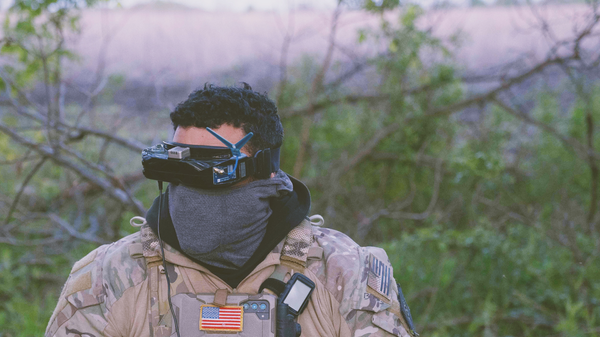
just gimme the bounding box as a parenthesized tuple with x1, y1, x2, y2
(45, 233, 145, 337)
(281, 220, 313, 268)
(46, 217, 413, 337)
(307, 226, 413, 336)
(141, 224, 161, 258)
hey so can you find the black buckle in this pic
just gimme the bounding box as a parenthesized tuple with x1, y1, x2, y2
(254, 148, 272, 179)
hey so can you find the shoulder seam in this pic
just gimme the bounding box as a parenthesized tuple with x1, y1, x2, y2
(306, 238, 363, 303)
(102, 234, 149, 310)
(304, 267, 354, 335)
(102, 279, 148, 337)
(51, 298, 106, 337)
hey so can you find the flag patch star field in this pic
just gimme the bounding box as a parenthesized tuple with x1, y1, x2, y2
(199, 305, 243, 332)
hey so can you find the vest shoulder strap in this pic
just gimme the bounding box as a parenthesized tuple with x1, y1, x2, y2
(279, 218, 314, 273)
(131, 217, 175, 335)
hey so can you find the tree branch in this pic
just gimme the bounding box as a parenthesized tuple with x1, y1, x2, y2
(0, 122, 145, 215)
(292, 0, 344, 177)
(341, 122, 401, 174)
(1, 77, 145, 152)
(384, 157, 443, 221)
(492, 98, 600, 162)
(48, 213, 109, 244)
(3, 157, 47, 226)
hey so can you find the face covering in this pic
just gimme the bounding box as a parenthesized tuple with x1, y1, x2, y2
(168, 170, 293, 269)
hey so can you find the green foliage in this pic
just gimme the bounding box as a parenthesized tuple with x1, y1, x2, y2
(385, 222, 600, 337)
(273, 4, 600, 335)
(0, 241, 98, 336)
(1, 0, 109, 90)
(1, 1, 599, 336)
(363, 0, 401, 13)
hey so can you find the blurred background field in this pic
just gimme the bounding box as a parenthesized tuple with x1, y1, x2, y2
(0, 0, 599, 336)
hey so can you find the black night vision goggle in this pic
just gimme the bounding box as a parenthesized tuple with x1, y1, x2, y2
(142, 127, 280, 188)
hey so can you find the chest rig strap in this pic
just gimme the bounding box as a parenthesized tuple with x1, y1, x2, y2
(135, 217, 316, 336)
(138, 221, 174, 336)
(261, 219, 315, 295)
(279, 219, 314, 273)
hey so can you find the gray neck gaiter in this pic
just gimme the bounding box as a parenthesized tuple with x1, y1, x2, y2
(168, 170, 293, 270)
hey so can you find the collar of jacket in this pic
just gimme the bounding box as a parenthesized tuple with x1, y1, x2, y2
(145, 174, 311, 288)
(153, 238, 286, 286)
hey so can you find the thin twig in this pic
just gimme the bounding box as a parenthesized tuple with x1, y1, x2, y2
(385, 157, 443, 221)
(4, 157, 47, 226)
(0, 122, 146, 215)
(492, 98, 600, 162)
(292, 0, 344, 177)
(1, 79, 145, 152)
(48, 213, 109, 244)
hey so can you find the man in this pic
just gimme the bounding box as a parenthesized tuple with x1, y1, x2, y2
(45, 84, 416, 337)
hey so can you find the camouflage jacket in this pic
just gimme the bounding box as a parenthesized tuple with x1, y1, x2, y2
(45, 218, 414, 337)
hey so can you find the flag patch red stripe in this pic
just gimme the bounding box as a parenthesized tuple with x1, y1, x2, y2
(199, 305, 244, 332)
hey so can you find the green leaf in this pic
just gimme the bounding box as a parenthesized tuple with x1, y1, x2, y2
(15, 20, 36, 34)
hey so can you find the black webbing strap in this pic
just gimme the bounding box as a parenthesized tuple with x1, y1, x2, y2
(259, 278, 286, 295)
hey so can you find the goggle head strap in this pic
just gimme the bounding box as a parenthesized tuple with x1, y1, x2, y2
(253, 147, 281, 179)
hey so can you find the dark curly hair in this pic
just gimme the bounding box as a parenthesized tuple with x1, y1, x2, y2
(170, 83, 283, 154)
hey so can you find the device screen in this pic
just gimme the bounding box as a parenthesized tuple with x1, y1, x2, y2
(283, 281, 312, 312)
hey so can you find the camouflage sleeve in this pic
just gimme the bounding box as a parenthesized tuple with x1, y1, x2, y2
(342, 246, 414, 337)
(312, 227, 414, 337)
(45, 245, 112, 337)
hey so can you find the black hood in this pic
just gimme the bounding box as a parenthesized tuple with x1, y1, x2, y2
(145, 175, 311, 288)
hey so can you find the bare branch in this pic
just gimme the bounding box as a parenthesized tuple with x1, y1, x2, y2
(475, 196, 529, 224)
(427, 55, 577, 119)
(48, 214, 109, 244)
(7, 95, 145, 152)
(0, 235, 62, 246)
(0, 70, 146, 153)
(275, 2, 296, 105)
(0, 122, 145, 215)
(70, 126, 146, 152)
(282, 94, 386, 119)
(0, 150, 38, 166)
(3, 157, 48, 226)
(342, 122, 401, 174)
(384, 157, 443, 221)
(492, 98, 600, 162)
(283, 51, 574, 121)
(292, 0, 344, 177)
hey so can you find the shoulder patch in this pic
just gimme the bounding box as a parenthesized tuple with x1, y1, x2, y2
(71, 249, 97, 274)
(281, 219, 313, 269)
(367, 253, 392, 302)
(354, 247, 393, 312)
(65, 271, 92, 297)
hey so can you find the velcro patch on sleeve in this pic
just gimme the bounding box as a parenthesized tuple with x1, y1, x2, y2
(71, 250, 97, 274)
(281, 220, 313, 267)
(367, 253, 392, 302)
(65, 271, 92, 297)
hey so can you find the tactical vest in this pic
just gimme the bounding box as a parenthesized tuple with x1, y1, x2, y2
(129, 215, 417, 337)
(130, 215, 322, 337)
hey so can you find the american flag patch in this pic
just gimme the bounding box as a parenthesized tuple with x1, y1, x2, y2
(199, 305, 243, 332)
(367, 253, 392, 301)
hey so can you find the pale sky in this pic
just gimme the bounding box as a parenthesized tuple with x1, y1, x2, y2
(0, 0, 338, 11)
(0, 0, 490, 11)
(118, 0, 338, 11)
